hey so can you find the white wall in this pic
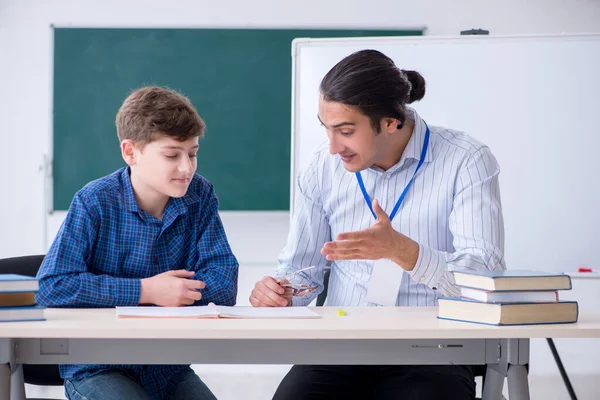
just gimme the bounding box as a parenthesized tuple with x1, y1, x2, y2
(2, 1, 600, 396)
(2, 0, 600, 289)
(1, 0, 600, 260)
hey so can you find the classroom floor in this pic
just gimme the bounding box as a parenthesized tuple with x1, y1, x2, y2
(24, 366, 600, 399)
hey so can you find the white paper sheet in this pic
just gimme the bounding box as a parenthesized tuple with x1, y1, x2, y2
(116, 304, 321, 319)
(366, 258, 404, 306)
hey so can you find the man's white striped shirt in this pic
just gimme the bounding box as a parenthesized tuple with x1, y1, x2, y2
(277, 108, 506, 307)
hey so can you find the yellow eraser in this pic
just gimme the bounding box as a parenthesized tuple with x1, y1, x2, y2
(337, 309, 346, 316)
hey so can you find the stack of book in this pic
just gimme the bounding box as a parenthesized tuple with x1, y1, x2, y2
(438, 270, 578, 326)
(0, 274, 45, 322)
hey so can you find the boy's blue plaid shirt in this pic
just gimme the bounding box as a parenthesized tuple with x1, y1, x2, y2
(37, 167, 239, 399)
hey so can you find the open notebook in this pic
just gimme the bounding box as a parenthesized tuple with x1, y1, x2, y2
(116, 304, 321, 319)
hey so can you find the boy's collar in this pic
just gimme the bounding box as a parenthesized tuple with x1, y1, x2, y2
(181, 181, 201, 206)
(120, 167, 140, 213)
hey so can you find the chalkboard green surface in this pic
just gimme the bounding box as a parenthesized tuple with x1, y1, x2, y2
(53, 28, 421, 211)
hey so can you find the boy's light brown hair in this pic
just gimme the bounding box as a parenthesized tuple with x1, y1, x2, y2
(116, 86, 205, 147)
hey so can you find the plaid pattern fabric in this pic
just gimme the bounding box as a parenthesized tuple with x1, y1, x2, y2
(37, 167, 238, 399)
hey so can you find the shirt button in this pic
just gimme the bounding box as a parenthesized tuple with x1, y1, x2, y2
(420, 276, 426, 282)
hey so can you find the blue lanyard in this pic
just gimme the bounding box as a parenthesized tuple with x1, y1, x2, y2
(356, 123, 430, 221)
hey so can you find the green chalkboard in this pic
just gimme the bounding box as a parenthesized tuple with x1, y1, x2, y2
(53, 28, 421, 211)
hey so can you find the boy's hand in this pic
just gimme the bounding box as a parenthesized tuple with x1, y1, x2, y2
(249, 276, 292, 307)
(140, 269, 206, 306)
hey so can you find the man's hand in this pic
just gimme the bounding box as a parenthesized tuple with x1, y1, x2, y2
(320, 199, 419, 271)
(249, 276, 293, 307)
(140, 269, 206, 306)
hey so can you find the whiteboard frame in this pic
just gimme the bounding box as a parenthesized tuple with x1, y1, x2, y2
(289, 33, 600, 275)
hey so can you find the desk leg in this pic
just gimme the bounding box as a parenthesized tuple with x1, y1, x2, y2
(482, 365, 505, 400)
(507, 364, 530, 400)
(9, 365, 25, 400)
(0, 364, 10, 400)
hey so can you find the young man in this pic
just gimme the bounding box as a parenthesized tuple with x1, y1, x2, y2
(250, 50, 505, 399)
(37, 87, 238, 400)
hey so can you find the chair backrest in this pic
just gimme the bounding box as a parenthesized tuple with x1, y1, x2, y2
(0, 255, 46, 278)
(0, 254, 64, 386)
(315, 267, 330, 307)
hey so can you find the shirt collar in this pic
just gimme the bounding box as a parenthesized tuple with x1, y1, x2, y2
(181, 180, 201, 207)
(399, 107, 433, 164)
(120, 167, 140, 213)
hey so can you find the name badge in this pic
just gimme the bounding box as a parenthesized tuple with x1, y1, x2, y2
(366, 258, 404, 306)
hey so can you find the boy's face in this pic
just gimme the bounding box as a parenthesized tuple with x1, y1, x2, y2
(123, 135, 199, 199)
(318, 98, 397, 172)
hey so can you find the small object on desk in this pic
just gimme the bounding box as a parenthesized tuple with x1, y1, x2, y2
(578, 267, 593, 273)
(337, 309, 346, 317)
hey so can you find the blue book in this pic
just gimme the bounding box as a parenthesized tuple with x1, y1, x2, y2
(452, 270, 572, 292)
(0, 274, 39, 293)
(0, 305, 46, 322)
(438, 297, 578, 326)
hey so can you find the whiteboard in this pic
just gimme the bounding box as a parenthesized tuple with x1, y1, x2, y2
(291, 34, 600, 273)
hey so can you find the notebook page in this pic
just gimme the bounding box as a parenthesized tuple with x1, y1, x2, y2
(216, 306, 321, 319)
(116, 305, 219, 318)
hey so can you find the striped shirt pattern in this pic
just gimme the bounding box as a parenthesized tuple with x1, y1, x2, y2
(37, 167, 238, 399)
(278, 107, 505, 307)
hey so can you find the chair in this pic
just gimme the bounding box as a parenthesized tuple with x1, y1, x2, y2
(315, 267, 499, 400)
(0, 255, 64, 400)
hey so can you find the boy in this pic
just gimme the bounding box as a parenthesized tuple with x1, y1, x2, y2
(37, 86, 238, 400)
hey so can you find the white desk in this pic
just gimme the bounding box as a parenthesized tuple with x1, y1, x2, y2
(1, 307, 600, 400)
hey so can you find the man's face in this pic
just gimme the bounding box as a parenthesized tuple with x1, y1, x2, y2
(318, 98, 391, 173)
